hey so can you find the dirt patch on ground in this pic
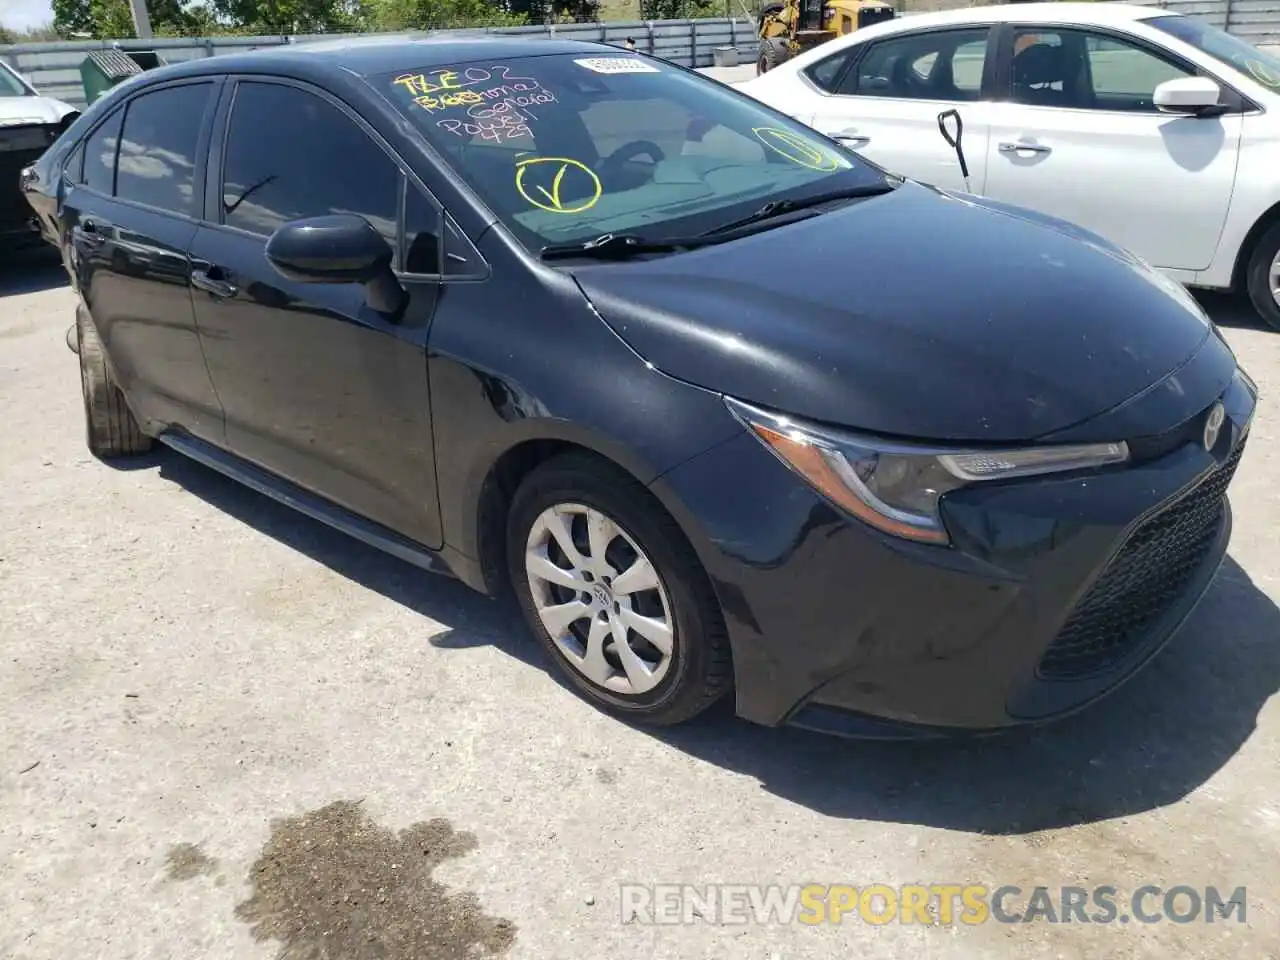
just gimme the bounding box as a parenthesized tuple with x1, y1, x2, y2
(234, 800, 516, 959)
(165, 843, 218, 882)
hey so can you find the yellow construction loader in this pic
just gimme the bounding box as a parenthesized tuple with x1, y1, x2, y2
(756, 0, 897, 75)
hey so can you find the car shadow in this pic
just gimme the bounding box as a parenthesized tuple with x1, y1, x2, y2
(653, 554, 1279, 835)
(148, 450, 533, 657)
(0, 247, 67, 296)
(140, 444, 1280, 837)
(1195, 290, 1266, 331)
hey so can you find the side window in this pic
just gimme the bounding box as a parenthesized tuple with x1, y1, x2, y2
(1009, 29, 1194, 112)
(839, 28, 989, 101)
(951, 38, 988, 98)
(81, 108, 123, 195)
(403, 183, 440, 275)
(805, 50, 854, 93)
(1085, 34, 1193, 111)
(115, 83, 212, 216)
(220, 81, 399, 247)
(65, 141, 85, 183)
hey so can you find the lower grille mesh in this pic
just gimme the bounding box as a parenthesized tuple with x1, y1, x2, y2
(1039, 441, 1244, 680)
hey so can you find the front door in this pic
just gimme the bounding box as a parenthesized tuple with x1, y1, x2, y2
(63, 80, 225, 440)
(189, 77, 445, 548)
(806, 25, 994, 192)
(981, 26, 1242, 272)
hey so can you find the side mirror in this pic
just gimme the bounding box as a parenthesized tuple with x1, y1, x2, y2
(1154, 77, 1223, 116)
(265, 214, 407, 317)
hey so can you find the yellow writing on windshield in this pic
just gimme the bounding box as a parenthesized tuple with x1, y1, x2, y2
(1242, 58, 1280, 86)
(393, 70, 470, 96)
(752, 127, 841, 172)
(515, 156, 602, 214)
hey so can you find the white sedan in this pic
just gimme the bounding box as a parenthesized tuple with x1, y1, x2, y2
(1, 59, 79, 251)
(738, 2, 1280, 329)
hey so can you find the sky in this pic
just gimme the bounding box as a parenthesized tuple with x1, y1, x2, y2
(2, 0, 56, 31)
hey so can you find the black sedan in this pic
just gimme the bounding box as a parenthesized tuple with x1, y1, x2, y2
(22, 36, 1256, 737)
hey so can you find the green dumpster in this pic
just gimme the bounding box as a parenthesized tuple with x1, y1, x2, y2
(79, 49, 166, 106)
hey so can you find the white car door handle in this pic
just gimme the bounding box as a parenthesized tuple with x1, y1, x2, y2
(830, 129, 871, 145)
(999, 141, 1052, 155)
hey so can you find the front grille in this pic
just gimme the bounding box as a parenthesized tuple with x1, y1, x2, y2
(1039, 440, 1244, 680)
(0, 137, 46, 233)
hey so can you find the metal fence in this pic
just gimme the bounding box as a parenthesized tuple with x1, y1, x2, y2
(1119, 0, 1280, 46)
(0, 19, 763, 109)
(3, 1, 1279, 109)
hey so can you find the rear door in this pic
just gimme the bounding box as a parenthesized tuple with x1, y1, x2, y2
(805, 25, 996, 192)
(62, 79, 225, 441)
(188, 76, 446, 548)
(980, 24, 1243, 272)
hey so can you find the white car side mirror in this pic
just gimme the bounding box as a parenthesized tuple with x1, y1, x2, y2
(1153, 77, 1222, 115)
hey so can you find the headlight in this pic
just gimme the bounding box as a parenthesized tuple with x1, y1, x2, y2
(726, 397, 1129, 546)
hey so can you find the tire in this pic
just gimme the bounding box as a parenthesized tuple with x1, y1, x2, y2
(506, 452, 732, 726)
(1245, 221, 1280, 331)
(757, 38, 787, 75)
(76, 307, 152, 458)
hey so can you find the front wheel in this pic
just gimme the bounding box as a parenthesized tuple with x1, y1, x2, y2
(1244, 221, 1280, 331)
(506, 453, 732, 726)
(757, 38, 787, 75)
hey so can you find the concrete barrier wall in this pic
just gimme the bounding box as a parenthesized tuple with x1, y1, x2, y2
(0, 18, 766, 108)
(2, 2, 1278, 110)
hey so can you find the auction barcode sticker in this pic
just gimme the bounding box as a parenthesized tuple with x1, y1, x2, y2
(574, 57, 661, 74)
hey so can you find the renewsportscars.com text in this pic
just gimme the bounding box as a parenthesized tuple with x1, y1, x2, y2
(619, 883, 1248, 926)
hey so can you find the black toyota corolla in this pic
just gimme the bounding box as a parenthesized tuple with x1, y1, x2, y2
(22, 36, 1256, 737)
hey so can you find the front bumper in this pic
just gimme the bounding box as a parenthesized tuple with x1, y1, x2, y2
(650, 372, 1256, 736)
(1, 122, 56, 250)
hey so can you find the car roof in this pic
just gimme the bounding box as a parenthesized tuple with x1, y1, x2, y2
(841, 1, 1173, 43)
(897, 1, 1168, 27)
(755, 1, 1181, 74)
(147, 35, 625, 84)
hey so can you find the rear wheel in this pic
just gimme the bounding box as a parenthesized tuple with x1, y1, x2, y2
(76, 307, 151, 458)
(1244, 221, 1280, 332)
(506, 453, 732, 726)
(757, 38, 788, 75)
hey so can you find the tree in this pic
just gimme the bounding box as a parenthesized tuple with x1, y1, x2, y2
(639, 0, 714, 18)
(210, 0, 373, 33)
(372, 0, 525, 30)
(52, 0, 95, 36)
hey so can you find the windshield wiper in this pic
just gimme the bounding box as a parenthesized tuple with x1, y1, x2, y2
(540, 232, 697, 262)
(699, 181, 898, 238)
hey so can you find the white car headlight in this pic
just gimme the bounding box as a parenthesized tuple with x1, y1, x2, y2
(726, 397, 1129, 545)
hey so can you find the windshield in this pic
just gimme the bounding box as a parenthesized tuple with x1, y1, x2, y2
(374, 52, 892, 252)
(0, 62, 33, 97)
(1147, 15, 1280, 92)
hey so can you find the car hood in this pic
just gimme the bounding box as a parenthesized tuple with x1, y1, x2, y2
(570, 181, 1215, 443)
(0, 95, 77, 127)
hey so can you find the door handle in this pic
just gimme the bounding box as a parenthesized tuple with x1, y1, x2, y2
(999, 142, 1052, 155)
(831, 130, 871, 145)
(191, 268, 239, 300)
(74, 218, 103, 245)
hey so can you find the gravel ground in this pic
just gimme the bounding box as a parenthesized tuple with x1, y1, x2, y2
(1, 241, 1278, 960)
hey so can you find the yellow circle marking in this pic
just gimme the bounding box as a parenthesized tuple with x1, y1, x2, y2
(752, 126, 841, 172)
(1244, 58, 1280, 87)
(515, 156, 602, 214)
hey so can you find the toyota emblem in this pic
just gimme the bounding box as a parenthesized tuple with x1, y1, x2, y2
(1203, 401, 1226, 452)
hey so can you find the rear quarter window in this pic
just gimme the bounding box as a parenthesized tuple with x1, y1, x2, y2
(805, 51, 855, 92)
(82, 108, 123, 195)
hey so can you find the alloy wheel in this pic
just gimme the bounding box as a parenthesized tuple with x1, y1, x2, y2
(524, 502, 675, 695)
(1271, 247, 1280, 309)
